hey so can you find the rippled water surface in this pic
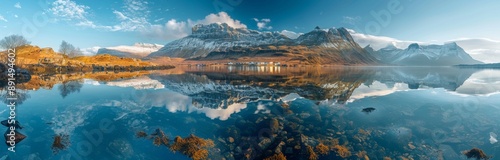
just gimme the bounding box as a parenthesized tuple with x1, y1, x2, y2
(1, 66, 500, 159)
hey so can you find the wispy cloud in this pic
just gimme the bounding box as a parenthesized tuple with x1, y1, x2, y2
(50, 0, 89, 20)
(190, 12, 247, 29)
(154, 18, 164, 23)
(49, 0, 148, 31)
(346, 28, 420, 50)
(253, 18, 272, 30)
(145, 12, 248, 40)
(342, 16, 361, 25)
(145, 19, 189, 40)
(81, 46, 101, 55)
(110, 0, 150, 31)
(47, 0, 247, 40)
(14, 2, 22, 9)
(0, 15, 8, 22)
(448, 38, 500, 63)
(113, 11, 128, 21)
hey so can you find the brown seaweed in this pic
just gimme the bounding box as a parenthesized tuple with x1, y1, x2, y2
(361, 107, 375, 114)
(170, 134, 214, 160)
(264, 153, 287, 160)
(51, 134, 70, 154)
(463, 148, 491, 160)
(135, 131, 148, 138)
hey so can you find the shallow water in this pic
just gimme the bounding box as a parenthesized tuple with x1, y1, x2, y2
(1, 66, 499, 159)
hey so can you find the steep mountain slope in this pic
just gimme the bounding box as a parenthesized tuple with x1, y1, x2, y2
(97, 43, 163, 58)
(149, 23, 379, 65)
(148, 23, 290, 58)
(367, 42, 483, 66)
(366, 43, 403, 63)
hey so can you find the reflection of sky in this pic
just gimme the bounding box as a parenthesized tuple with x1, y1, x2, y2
(455, 70, 500, 95)
(106, 77, 165, 90)
(349, 81, 409, 101)
(3, 68, 500, 159)
(347, 69, 500, 104)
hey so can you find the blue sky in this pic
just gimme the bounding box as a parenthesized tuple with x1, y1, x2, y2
(1, 0, 500, 61)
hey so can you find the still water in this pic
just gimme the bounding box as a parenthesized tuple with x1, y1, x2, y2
(1, 66, 499, 160)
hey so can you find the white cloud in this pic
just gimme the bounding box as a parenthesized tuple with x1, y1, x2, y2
(110, 0, 149, 31)
(124, 0, 147, 12)
(0, 15, 7, 22)
(253, 18, 272, 30)
(447, 38, 500, 50)
(48, 0, 246, 41)
(448, 38, 500, 63)
(347, 28, 421, 50)
(113, 11, 128, 21)
(143, 12, 247, 40)
(49, 0, 150, 32)
(14, 15, 18, 18)
(14, 2, 21, 9)
(154, 18, 164, 23)
(143, 19, 190, 40)
(81, 46, 101, 55)
(50, 0, 89, 20)
(280, 30, 302, 39)
(189, 12, 247, 29)
(342, 16, 361, 25)
(75, 20, 96, 27)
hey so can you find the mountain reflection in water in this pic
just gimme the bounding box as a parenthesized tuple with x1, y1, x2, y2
(0, 66, 499, 160)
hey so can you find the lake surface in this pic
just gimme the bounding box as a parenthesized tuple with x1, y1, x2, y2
(1, 66, 500, 160)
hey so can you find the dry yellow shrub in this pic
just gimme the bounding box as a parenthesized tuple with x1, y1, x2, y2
(169, 134, 215, 160)
(333, 145, 351, 158)
(264, 153, 287, 160)
(307, 145, 318, 160)
(315, 143, 330, 155)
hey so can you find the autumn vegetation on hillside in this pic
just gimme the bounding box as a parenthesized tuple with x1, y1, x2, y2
(0, 35, 174, 73)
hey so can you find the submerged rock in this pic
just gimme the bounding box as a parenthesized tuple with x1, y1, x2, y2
(1, 120, 23, 129)
(52, 134, 70, 154)
(4, 129, 26, 146)
(170, 134, 215, 160)
(361, 107, 375, 114)
(462, 148, 491, 160)
(136, 131, 148, 138)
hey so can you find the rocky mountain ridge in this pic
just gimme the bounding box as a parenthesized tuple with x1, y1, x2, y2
(366, 42, 483, 66)
(149, 23, 379, 65)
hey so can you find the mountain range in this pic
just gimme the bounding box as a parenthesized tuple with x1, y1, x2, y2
(93, 23, 483, 66)
(148, 23, 379, 65)
(365, 42, 483, 66)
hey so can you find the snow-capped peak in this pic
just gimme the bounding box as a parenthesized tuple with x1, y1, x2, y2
(386, 42, 483, 65)
(133, 43, 164, 48)
(407, 43, 421, 50)
(380, 42, 399, 50)
(97, 43, 164, 58)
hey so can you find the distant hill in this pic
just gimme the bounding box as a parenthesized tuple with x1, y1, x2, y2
(0, 45, 173, 73)
(97, 43, 163, 58)
(456, 63, 500, 69)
